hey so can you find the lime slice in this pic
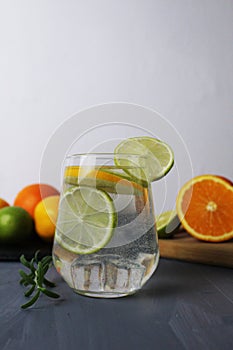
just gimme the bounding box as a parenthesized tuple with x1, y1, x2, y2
(99, 166, 148, 187)
(64, 166, 145, 194)
(56, 186, 117, 254)
(156, 210, 180, 239)
(114, 137, 174, 183)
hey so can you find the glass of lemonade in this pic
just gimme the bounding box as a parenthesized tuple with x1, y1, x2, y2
(53, 153, 159, 298)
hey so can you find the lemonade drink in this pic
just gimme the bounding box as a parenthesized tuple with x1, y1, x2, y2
(53, 154, 159, 298)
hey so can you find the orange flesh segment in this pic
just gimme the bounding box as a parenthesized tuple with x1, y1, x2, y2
(181, 179, 233, 237)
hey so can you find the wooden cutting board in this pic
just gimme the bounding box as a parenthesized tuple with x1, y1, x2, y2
(159, 230, 233, 268)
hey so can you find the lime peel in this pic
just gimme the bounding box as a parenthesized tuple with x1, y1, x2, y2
(55, 186, 117, 254)
(156, 210, 181, 239)
(114, 136, 174, 183)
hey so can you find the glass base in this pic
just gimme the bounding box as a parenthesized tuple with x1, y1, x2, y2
(73, 289, 137, 298)
(54, 252, 159, 298)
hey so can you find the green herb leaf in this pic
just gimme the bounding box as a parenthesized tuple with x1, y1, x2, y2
(20, 255, 31, 269)
(40, 287, 60, 299)
(21, 290, 40, 309)
(34, 250, 40, 263)
(19, 251, 60, 309)
(19, 270, 35, 285)
(43, 278, 56, 288)
(41, 255, 53, 266)
(36, 262, 44, 287)
(25, 284, 36, 297)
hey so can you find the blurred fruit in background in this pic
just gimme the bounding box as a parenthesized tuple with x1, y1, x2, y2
(14, 184, 59, 218)
(0, 206, 34, 244)
(34, 195, 60, 242)
(0, 198, 10, 209)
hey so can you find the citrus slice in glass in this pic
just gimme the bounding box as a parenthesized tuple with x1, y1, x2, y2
(114, 137, 174, 183)
(64, 166, 145, 194)
(156, 210, 180, 239)
(56, 186, 117, 254)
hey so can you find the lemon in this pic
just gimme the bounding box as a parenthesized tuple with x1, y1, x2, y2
(34, 195, 60, 242)
(55, 186, 117, 254)
(114, 136, 174, 183)
(0, 206, 34, 244)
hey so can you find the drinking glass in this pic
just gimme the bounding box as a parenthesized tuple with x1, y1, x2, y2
(52, 153, 159, 298)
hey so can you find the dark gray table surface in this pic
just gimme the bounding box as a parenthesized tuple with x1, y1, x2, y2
(0, 258, 233, 350)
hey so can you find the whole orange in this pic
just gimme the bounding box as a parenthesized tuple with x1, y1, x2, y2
(34, 195, 60, 242)
(14, 184, 59, 218)
(0, 198, 10, 209)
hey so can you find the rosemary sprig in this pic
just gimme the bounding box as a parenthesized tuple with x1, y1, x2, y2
(19, 250, 60, 309)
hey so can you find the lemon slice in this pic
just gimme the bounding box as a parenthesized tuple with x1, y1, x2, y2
(156, 210, 180, 239)
(114, 137, 174, 183)
(55, 186, 117, 254)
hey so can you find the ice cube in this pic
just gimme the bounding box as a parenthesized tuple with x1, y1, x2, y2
(71, 257, 104, 292)
(104, 258, 145, 292)
(71, 254, 146, 294)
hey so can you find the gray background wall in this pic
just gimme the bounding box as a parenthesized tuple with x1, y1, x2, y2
(0, 0, 232, 209)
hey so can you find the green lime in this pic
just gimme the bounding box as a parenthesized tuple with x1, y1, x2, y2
(0, 206, 34, 244)
(56, 186, 117, 254)
(114, 136, 174, 183)
(156, 210, 180, 239)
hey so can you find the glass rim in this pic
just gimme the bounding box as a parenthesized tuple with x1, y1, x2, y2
(65, 152, 149, 160)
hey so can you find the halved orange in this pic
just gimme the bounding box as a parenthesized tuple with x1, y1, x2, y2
(176, 175, 233, 242)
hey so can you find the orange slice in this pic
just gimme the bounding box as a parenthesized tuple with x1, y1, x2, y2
(64, 166, 145, 195)
(176, 175, 233, 242)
